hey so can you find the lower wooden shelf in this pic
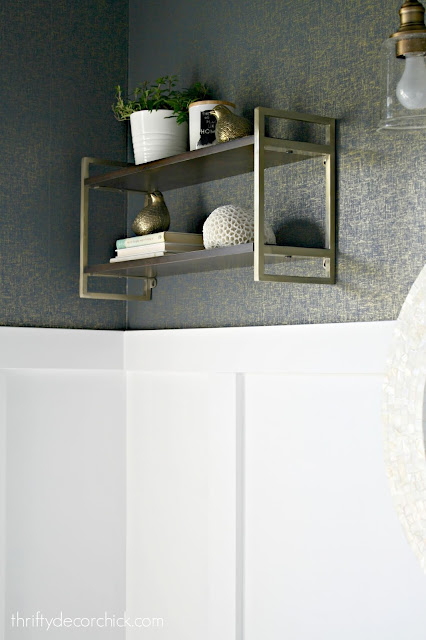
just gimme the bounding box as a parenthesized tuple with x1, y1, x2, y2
(85, 243, 331, 280)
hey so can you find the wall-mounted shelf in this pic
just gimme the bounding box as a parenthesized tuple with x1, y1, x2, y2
(86, 243, 332, 283)
(80, 107, 336, 302)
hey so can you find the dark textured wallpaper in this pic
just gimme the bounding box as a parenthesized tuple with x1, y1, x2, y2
(0, 0, 128, 329)
(128, 0, 425, 329)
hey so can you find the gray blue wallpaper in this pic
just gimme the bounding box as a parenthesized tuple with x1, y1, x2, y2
(0, 0, 128, 329)
(128, 0, 425, 329)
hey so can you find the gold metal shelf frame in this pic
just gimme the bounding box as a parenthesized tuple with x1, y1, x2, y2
(80, 107, 336, 301)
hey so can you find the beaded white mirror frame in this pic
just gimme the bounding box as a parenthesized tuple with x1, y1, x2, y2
(383, 264, 426, 573)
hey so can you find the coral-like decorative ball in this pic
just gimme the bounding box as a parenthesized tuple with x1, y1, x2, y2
(203, 205, 276, 249)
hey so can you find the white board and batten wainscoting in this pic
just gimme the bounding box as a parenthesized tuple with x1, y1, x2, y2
(1, 323, 426, 639)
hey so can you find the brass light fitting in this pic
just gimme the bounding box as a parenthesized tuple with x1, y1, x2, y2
(378, 0, 426, 128)
(391, 0, 426, 57)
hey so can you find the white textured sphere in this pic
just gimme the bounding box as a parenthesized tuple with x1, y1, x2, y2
(203, 205, 276, 249)
(382, 264, 426, 573)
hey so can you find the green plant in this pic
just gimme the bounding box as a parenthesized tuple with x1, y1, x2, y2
(167, 82, 211, 124)
(112, 76, 211, 125)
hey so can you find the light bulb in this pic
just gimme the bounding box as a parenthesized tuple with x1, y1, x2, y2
(396, 54, 426, 110)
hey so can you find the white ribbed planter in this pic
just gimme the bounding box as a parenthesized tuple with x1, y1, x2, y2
(130, 110, 188, 165)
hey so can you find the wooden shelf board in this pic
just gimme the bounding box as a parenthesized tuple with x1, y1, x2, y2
(85, 243, 329, 279)
(85, 136, 327, 193)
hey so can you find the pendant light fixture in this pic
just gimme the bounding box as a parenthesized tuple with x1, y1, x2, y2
(378, 0, 426, 130)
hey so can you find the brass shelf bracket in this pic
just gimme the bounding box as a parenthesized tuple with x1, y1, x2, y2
(80, 157, 156, 302)
(253, 107, 336, 284)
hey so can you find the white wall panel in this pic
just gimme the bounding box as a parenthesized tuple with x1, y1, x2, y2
(244, 373, 426, 640)
(125, 321, 426, 640)
(3, 365, 126, 639)
(0, 374, 6, 639)
(126, 372, 237, 640)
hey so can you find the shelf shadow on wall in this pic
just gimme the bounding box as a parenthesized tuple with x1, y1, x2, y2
(274, 220, 325, 248)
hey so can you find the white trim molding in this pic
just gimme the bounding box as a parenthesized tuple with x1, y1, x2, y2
(0, 322, 395, 375)
(124, 321, 395, 374)
(0, 327, 124, 370)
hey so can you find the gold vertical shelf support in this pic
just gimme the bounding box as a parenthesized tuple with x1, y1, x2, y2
(80, 157, 156, 302)
(254, 108, 265, 282)
(324, 119, 336, 283)
(253, 107, 336, 284)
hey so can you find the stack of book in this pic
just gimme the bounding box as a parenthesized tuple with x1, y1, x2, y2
(110, 232, 204, 263)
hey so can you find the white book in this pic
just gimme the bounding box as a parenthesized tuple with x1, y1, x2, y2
(115, 242, 204, 257)
(116, 232, 203, 249)
(110, 251, 166, 263)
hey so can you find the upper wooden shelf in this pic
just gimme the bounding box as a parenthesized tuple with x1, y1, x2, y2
(85, 135, 330, 194)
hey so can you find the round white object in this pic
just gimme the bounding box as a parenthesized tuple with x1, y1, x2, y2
(130, 110, 188, 165)
(189, 100, 235, 151)
(203, 204, 276, 249)
(382, 263, 426, 573)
